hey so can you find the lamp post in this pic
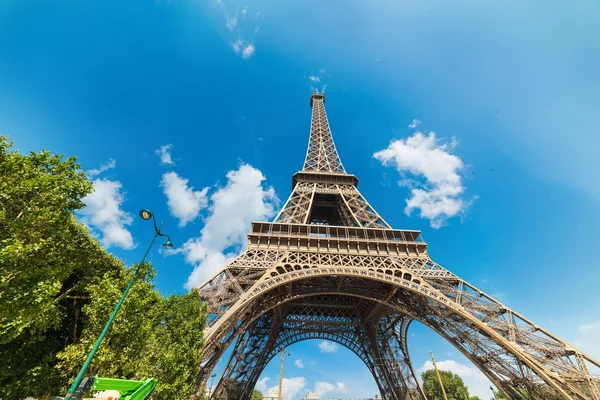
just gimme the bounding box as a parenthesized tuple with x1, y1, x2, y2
(65, 209, 172, 399)
(278, 347, 290, 400)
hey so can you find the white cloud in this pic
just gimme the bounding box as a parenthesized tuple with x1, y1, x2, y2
(226, 15, 237, 30)
(181, 164, 278, 289)
(232, 40, 255, 59)
(86, 159, 116, 177)
(231, 39, 243, 54)
(335, 382, 348, 393)
(266, 377, 306, 400)
(80, 178, 134, 249)
(318, 341, 338, 353)
(408, 119, 421, 129)
(242, 44, 255, 59)
(184, 251, 235, 290)
(217, 1, 261, 58)
(311, 381, 348, 397)
(308, 70, 328, 93)
(314, 381, 335, 396)
(155, 144, 175, 165)
(294, 359, 304, 369)
(417, 359, 492, 399)
(574, 321, 600, 360)
(160, 171, 209, 227)
(374, 131, 472, 228)
(256, 377, 270, 393)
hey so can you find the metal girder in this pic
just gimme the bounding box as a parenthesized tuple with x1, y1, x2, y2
(303, 93, 345, 174)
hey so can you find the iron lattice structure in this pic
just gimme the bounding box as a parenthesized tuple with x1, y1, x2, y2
(196, 93, 600, 400)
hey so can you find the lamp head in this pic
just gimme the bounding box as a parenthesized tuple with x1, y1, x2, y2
(139, 209, 153, 220)
(162, 239, 173, 249)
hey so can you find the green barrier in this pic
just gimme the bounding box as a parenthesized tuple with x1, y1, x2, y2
(70, 376, 157, 400)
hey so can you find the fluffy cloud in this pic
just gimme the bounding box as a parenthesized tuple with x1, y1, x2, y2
(80, 178, 134, 249)
(308, 381, 348, 397)
(417, 359, 492, 399)
(242, 44, 255, 59)
(232, 40, 255, 59)
(86, 158, 116, 177)
(294, 359, 304, 368)
(408, 119, 421, 129)
(226, 15, 237, 30)
(318, 341, 338, 353)
(574, 321, 600, 361)
(266, 377, 306, 400)
(155, 144, 175, 165)
(374, 131, 472, 228)
(258, 376, 347, 399)
(181, 164, 278, 289)
(218, 1, 261, 59)
(314, 381, 334, 396)
(231, 39, 243, 54)
(255, 377, 270, 393)
(308, 69, 327, 92)
(160, 171, 209, 227)
(335, 382, 348, 393)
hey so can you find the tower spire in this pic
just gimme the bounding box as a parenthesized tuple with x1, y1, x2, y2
(302, 93, 346, 174)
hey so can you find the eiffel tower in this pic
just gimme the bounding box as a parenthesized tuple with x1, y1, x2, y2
(196, 93, 600, 400)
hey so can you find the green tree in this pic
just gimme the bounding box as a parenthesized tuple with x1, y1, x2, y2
(252, 389, 264, 400)
(493, 389, 508, 399)
(421, 369, 470, 400)
(0, 136, 117, 397)
(57, 262, 206, 399)
(0, 137, 206, 399)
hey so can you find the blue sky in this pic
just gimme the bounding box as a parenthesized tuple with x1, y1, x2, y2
(2, 0, 600, 398)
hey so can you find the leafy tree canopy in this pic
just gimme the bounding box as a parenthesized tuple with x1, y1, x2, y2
(0, 137, 206, 399)
(421, 369, 470, 400)
(252, 389, 264, 400)
(494, 389, 508, 399)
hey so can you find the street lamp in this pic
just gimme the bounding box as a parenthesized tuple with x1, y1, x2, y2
(139, 209, 173, 248)
(65, 210, 172, 399)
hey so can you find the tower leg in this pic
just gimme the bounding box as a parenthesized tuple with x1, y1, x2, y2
(211, 311, 279, 399)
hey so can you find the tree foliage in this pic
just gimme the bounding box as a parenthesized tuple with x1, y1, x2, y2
(57, 262, 206, 399)
(494, 390, 508, 399)
(251, 389, 264, 400)
(0, 137, 206, 399)
(421, 369, 471, 400)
